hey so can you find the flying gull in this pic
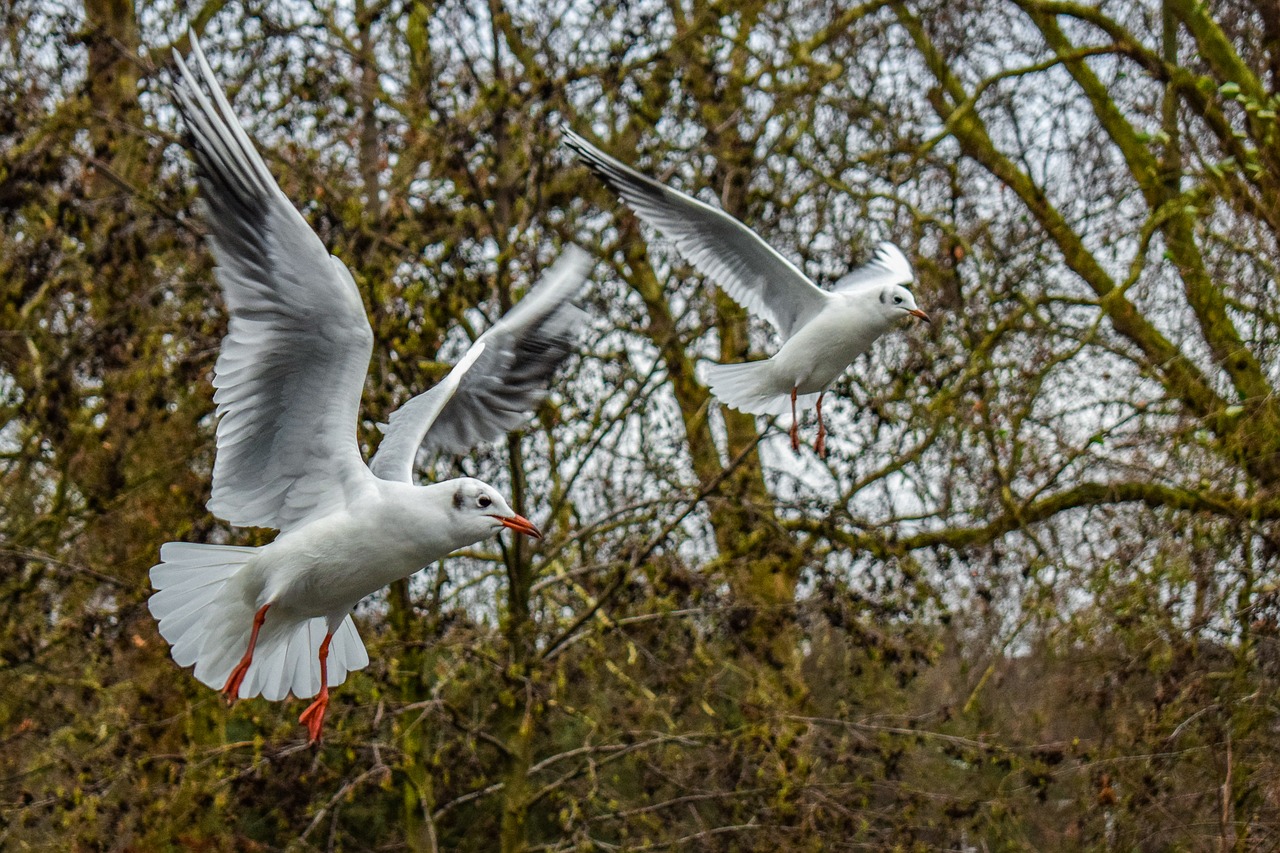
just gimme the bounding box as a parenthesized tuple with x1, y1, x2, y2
(148, 35, 589, 743)
(562, 128, 927, 457)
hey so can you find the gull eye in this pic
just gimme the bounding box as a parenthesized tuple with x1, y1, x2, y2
(893, 295, 903, 305)
(477, 496, 492, 509)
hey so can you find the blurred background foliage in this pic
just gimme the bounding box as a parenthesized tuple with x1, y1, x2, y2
(5, 0, 1280, 848)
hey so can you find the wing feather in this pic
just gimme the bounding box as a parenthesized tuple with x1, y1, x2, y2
(367, 342, 487, 483)
(173, 34, 375, 530)
(369, 247, 591, 480)
(562, 128, 828, 339)
(831, 242, 915, 293)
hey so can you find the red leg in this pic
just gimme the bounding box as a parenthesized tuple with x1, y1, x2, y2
(221, 603, 270, 703)
(815, 393, 827, 459)
(298, 631, 333, 744)
(790, 387, 800, 452)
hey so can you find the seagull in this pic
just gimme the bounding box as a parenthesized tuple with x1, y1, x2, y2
(147, 35, 590, 744)
(562, 128, 929, 457)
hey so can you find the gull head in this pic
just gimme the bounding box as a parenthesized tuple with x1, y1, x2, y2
(447, 478, 543, 541)
(879, 284, 930, 325)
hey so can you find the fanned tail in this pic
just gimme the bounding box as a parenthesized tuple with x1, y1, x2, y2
(704, 361, 818, 416)
(149, 542, 257, 676)
(148, 542, 369, 700)
(233, 611, 368, 701)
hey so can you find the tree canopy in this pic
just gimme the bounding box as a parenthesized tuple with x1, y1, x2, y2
(5, 0, 1280, 849)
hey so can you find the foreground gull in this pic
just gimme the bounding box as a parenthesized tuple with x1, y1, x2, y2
(148, 36, 589, 743)
(562, 129, 928, 457)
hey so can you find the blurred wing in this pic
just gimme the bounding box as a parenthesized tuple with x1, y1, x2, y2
(562, 128, 829, 339)
(426, 247, 591, 455)
(173, 35, 376, 531)
(832, 242, 915, 292)
(367, 342, 486, 483)
(369, 247, 591, 480)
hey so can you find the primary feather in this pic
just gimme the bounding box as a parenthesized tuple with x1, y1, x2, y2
(561, 128, 830, 339)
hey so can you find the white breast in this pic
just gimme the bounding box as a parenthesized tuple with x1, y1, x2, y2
(771, 297, 893, 394)
(236, 485, 465, 619)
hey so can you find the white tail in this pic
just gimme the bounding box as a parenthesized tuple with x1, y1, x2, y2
(704, 360, 818, 416)
(148, 542, 370, 701)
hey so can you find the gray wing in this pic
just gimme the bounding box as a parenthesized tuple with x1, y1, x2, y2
(369, 246, 591, 481)
(832, 242, 915, 292)
(367, 342, 487, 483)
(173, 35, 376, 531)
(562, 127, 830, 339)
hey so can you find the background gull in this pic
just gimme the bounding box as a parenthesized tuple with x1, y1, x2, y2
(562, 128, 928, 457)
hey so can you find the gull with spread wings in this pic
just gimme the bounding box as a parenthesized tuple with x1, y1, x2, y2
(148, 36, 589, 743)
(563, 128, 928, 457)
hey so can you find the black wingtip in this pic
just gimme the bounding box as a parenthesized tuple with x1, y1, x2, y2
(560, 125, 591, 159)
(560, 129, 618, 182)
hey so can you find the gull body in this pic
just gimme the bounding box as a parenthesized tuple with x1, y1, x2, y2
(149, 35, 587, 742)
(160, 472, 538, 710)
(562, 128, 928, 455)
(231, 479, 508, 620)
(722, 287, 913, 414)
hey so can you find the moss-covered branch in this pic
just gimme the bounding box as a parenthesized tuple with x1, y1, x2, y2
(790, 480, 1262, 558)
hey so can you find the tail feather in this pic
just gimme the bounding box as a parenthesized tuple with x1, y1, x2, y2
(154, 542, 257, 585)
(704, 360, 818, 416)
(284, 625, 315, 700)
(242, 617, 294, 701)
(149, 542, 370, 701)
(163, 604, 220, 665)
(255, 622, 294, 701)
(190, 620, 252, 689)
(149, 571, 234, 623)
(240, 613, 368, 701)
(151, 543, 256, 670)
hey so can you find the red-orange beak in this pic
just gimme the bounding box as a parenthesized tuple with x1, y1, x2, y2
(908, 308, 931, 324)
(490, 514, 543, 539)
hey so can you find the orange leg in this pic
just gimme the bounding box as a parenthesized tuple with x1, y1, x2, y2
(298, 631, 333, 744)
(790, 387, 800, 452)
(815, 393, 827, 458)
(221, 603, 270, 703)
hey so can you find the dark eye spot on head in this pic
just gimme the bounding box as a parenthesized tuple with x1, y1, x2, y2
(879, 291, 886, 304)
(453, 489, 465, 510)
(894, 295, 903, 304)
(478, 496, 492, 509)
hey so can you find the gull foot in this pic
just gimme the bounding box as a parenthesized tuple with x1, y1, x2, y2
(298, 690, 329, 745)
(221, 603, 271, 704)
(221, 660, 250, 705)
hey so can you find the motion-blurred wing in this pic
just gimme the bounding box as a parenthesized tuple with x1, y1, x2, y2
(369, 246, 590, 480)
(831, 242, 915, 293)
(562, 128, 829, 339)
(173, 35, 376, 531)
(367, 343, 487, 483)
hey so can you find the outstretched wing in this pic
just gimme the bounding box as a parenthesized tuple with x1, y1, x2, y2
(369, 246, 590, 481)
(367, 342, 486, 483)
(562, 128, 829, 339)
(173, 34, 376, 531)
(832, 242, 915, 293)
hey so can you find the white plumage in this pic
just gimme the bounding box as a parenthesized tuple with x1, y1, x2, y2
(562, 128, 928, 456)
(148, 34, 585, 742)
(149, 542, 368, 701)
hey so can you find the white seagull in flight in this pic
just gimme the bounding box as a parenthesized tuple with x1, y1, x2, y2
(562, 128, 928, 457)
(148, 35, 590, 743)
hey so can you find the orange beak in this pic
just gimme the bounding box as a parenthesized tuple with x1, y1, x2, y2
(491, 514, 543, 539)
(908, 308, 931, 324)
